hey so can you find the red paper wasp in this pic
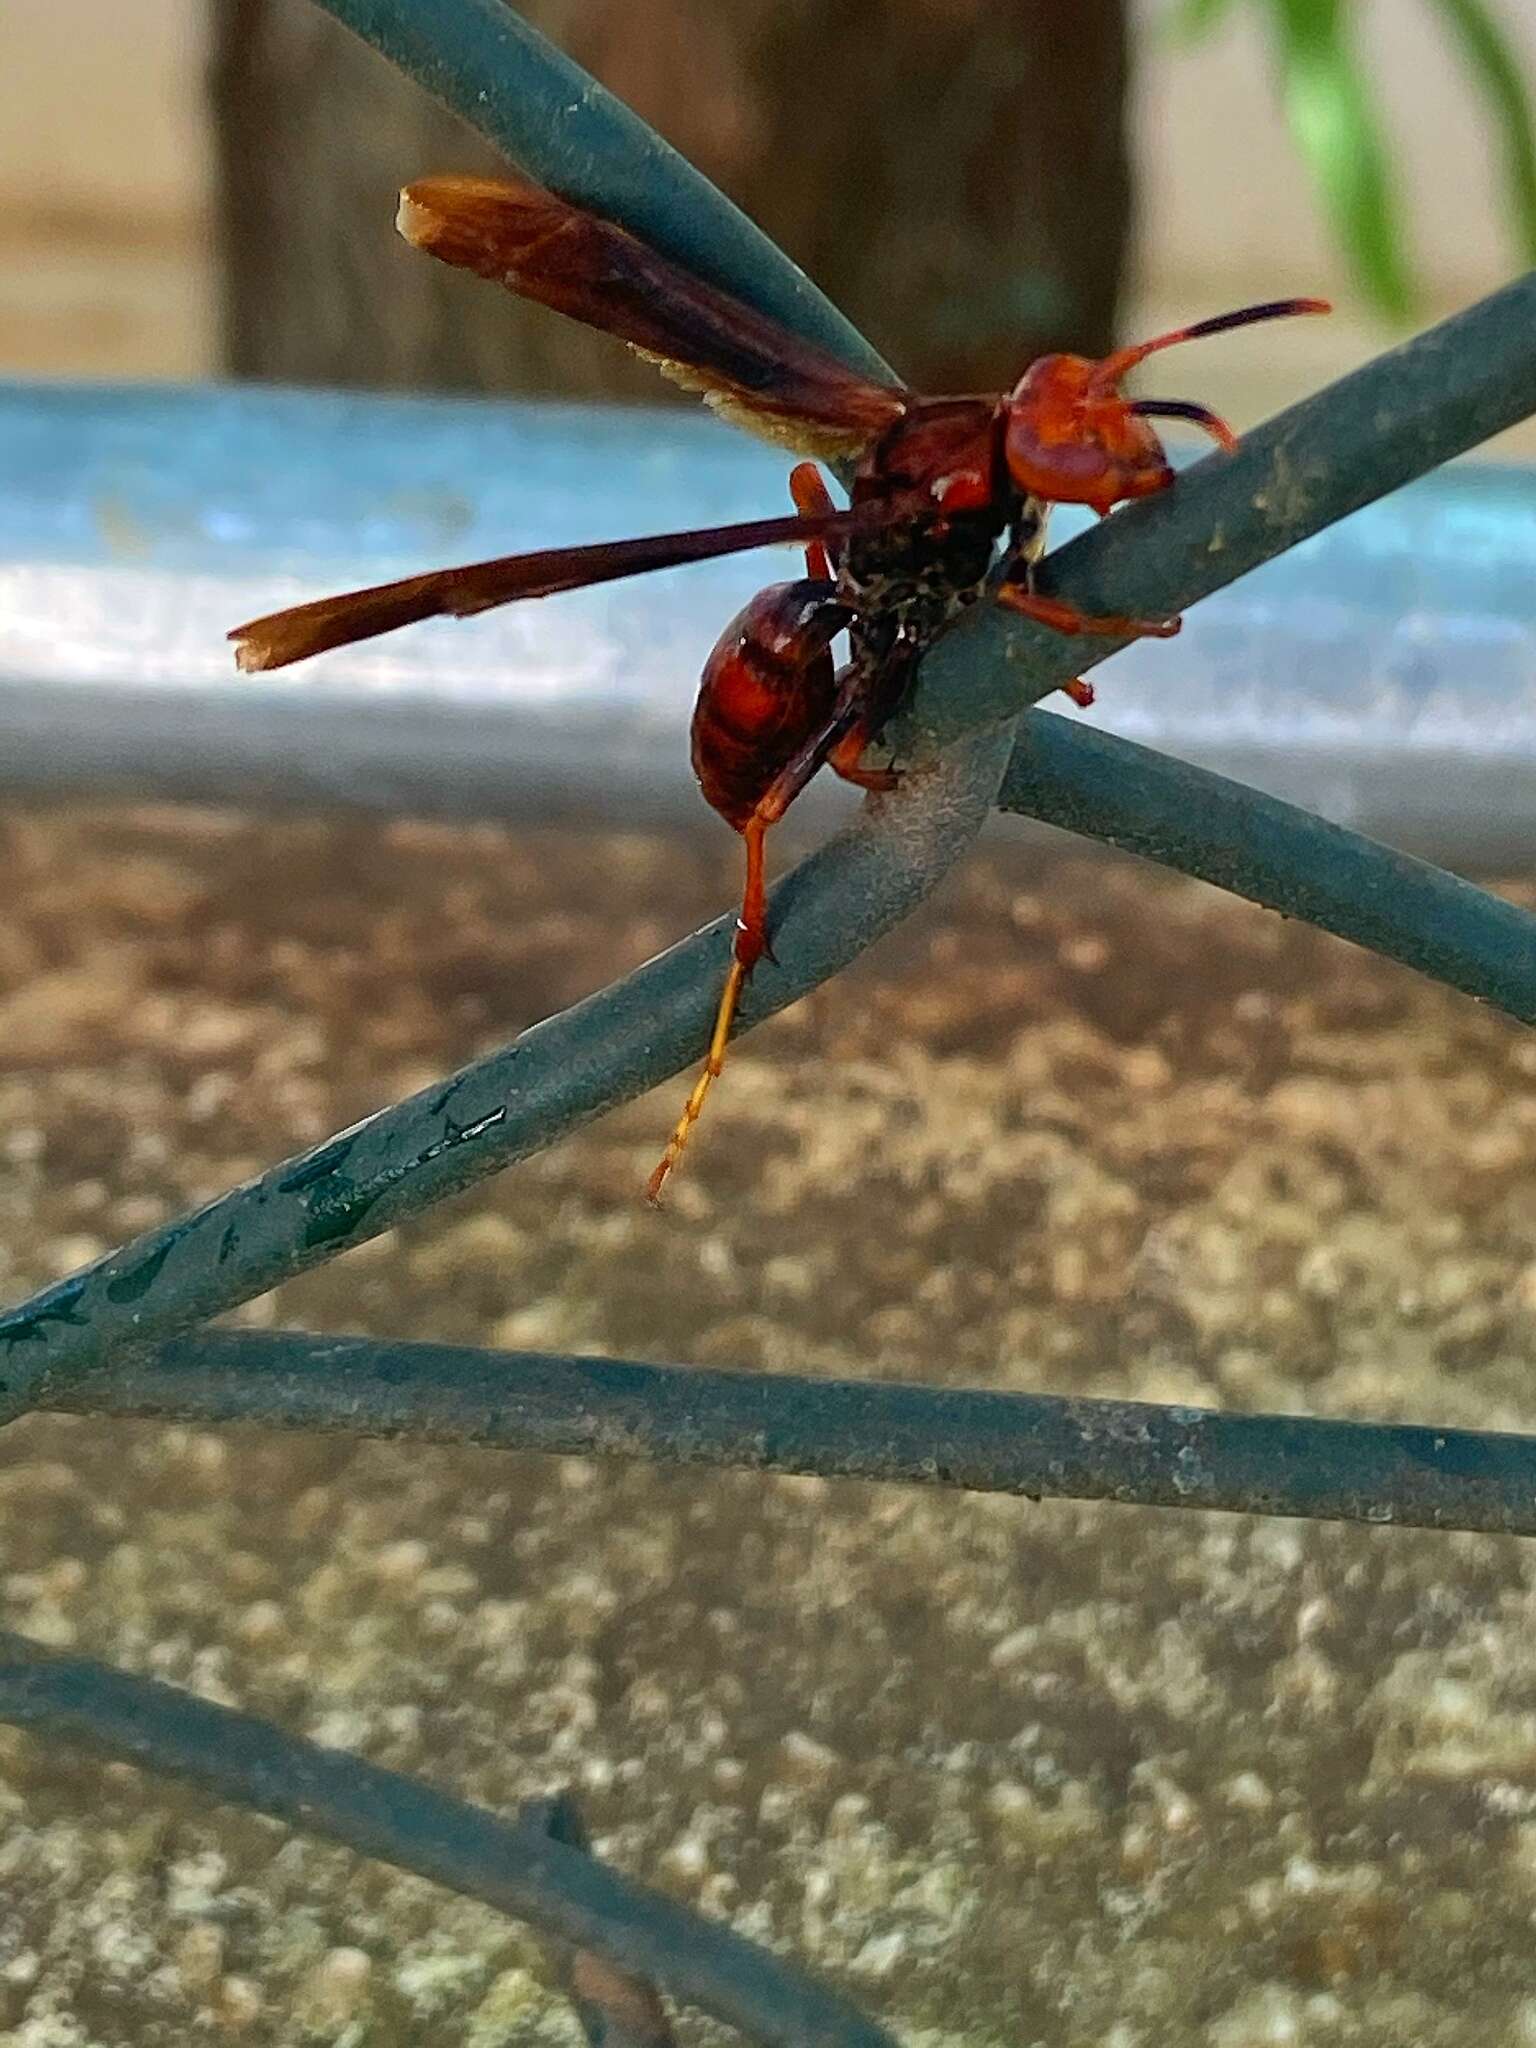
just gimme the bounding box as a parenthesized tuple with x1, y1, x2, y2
(230, 172, 1326, 1201)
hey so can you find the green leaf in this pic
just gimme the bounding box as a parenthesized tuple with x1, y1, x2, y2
(1168, 0, 1243, 41)
(1270, 0, 1417, 320)
(1429, 0, 1536, 264)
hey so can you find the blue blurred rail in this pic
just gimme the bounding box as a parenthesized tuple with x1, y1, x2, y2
(3, 381, 1536, 867)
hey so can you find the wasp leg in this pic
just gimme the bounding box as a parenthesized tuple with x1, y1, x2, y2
(995, 512, 1115, 703)
(827, 721, 900, 793)
(790, 461, 842, 582)
(644, 946, 755, 1207)
(647, 679, 867, 1206)
(995, 579, 1180, 641)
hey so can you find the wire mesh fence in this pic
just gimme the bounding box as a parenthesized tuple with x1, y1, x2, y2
(4, 3, 1536, 2040)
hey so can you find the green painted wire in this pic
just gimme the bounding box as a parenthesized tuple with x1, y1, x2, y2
(1000, 712, 1536, 1023)
(17, 2, 1532, 2031)
(5, 5, 1536, 1418)
(50, 1330, 1536, 1539)
(11, 708, 1531, 1450)
(894, 265, 1536, 749)
(6, 271, 1536, 1418)
(312, 0, 893, 382)
(0, 1630, 895, 2048)
(0, 4, 1013, 1423)
(0, 728, 1012, 1416)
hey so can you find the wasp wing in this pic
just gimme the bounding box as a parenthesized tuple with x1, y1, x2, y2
(231, 508, 882, 671)
(397, 173, 909, 460)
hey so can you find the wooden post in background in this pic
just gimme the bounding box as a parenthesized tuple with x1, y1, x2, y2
(211, 0, 1130, 399)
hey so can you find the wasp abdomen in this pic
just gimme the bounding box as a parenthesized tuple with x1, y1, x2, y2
(691, 580, 851, 830)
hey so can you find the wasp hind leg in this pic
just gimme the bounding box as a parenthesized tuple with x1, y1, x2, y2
(644, 817, 767, 1206)
(647, 685, 866, 1207)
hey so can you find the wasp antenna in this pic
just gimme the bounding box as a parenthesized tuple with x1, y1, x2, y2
(1128, 398, 1240, 453)
(1092, 297, 1331, 390)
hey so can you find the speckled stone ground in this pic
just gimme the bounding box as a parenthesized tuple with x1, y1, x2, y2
(2, 800, 1536, 2048)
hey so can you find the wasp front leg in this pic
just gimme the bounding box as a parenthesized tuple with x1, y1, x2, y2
(996, 503, 1178, 647)
(993, 516, 1158, 708)
(647, 579, 856, 1204)
(996, 578, 1180, 642)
